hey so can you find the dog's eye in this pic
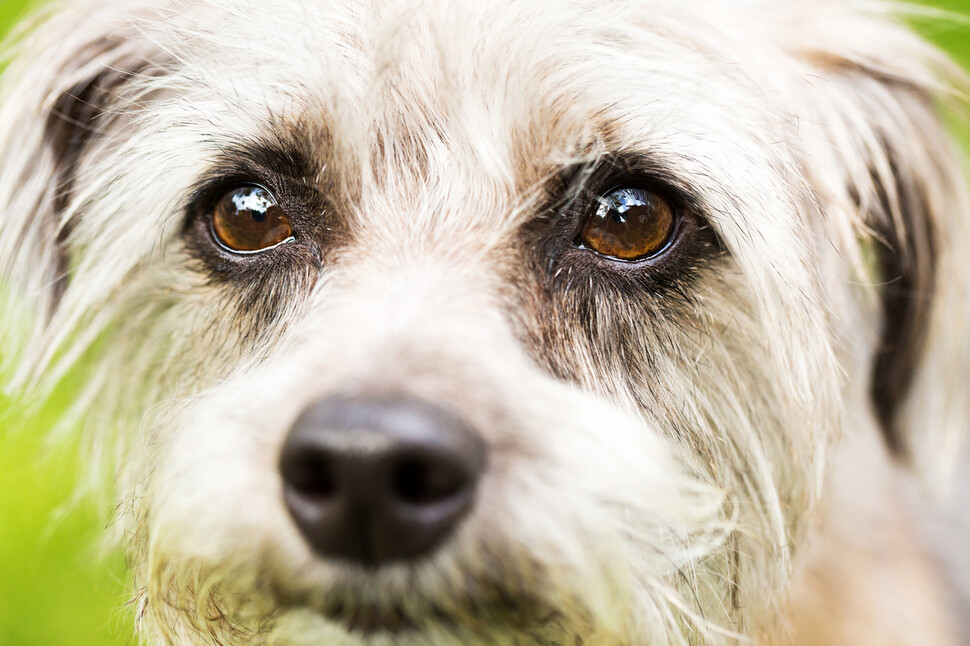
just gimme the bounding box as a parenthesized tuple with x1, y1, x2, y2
(577, 187, 676, 261)
(210, 185, 294, 253)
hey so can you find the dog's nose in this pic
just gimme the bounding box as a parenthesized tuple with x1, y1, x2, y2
(279, 394, 486, 566)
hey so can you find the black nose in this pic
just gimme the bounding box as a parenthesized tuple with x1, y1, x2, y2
(279, 394, 486, 567)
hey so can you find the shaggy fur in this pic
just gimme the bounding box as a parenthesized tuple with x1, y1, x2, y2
(1, 0, 969, 644)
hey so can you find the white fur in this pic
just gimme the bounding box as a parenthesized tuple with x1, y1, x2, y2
(1, 1, 968, 644)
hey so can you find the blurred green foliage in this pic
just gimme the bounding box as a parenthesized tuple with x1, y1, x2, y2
(0, 1, 967, 645)
(917, 0, 970, 67)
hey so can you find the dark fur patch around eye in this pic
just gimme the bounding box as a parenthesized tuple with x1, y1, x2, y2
(185, 159, 324, 276)
(512, 154, 725, 384)
(528, 154, 723, 294)
(180, 135, 351, 335)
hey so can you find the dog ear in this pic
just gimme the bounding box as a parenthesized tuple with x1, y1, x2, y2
(0, 9, 153, 382)
(864, 91, 970, 491)
(794, 10, 970, 489)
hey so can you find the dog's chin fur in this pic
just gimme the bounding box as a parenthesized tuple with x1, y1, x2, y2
(1, 0, 969, 644)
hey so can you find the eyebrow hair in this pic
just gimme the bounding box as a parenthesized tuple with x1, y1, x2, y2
(209, 135, 325, 187)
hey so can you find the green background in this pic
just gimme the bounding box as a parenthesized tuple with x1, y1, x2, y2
(0, 1, 968, 645)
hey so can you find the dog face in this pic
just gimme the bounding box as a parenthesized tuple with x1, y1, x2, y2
(1, 0, 968, 644)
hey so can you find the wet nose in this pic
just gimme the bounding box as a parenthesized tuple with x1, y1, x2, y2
(279, 394, 486, 566)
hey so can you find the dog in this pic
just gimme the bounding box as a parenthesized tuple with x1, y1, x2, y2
(1, 0, 969, 643)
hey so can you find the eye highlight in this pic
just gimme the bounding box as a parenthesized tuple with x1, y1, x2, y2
(211, 185, 294, 253)
(577, 186, 677, 261)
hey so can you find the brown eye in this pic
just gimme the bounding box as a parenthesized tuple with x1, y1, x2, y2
(211, 185, 293, 253)
(578, 187, 676, 261)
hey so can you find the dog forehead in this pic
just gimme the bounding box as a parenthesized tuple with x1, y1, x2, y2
(156, 0, 790, 231)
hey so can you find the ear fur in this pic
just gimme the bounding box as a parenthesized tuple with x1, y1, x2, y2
(0, 4, 155, 389)
(791, 6, 970, 490)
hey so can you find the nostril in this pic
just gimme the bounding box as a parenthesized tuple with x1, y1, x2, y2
(392, 455, 467, 505)
(284, 450, 337, 499)
(280, 394, 487, 565)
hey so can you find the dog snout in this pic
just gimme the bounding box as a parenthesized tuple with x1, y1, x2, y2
(279, 394, 487, 567)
